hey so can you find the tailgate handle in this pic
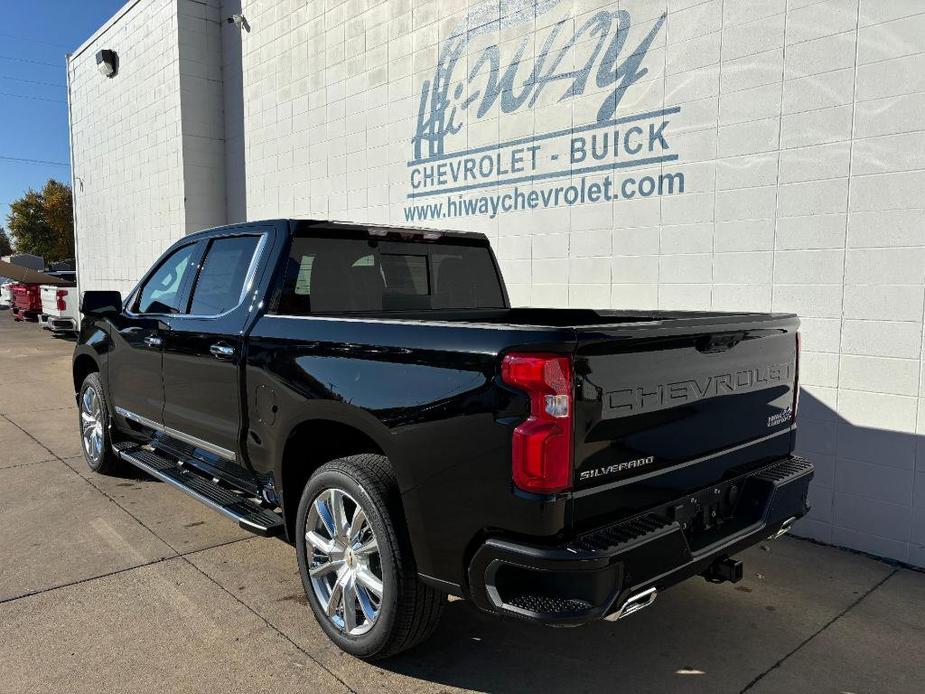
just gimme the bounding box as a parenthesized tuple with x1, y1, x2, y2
(696, 333, 744, 353)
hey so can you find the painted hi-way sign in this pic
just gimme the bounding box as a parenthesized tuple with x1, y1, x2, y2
(403, 0, 684, 222)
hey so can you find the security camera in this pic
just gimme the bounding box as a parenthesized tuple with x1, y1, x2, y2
(226, 14, 244, 26)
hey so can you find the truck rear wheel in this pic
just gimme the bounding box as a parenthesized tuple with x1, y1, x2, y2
(295, 454, 445, 660)
(78, 372, 120, 474)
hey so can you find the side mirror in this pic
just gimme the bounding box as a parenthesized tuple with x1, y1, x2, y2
(81, 290, 123, 318)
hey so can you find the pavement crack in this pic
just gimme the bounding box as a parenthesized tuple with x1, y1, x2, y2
(0, 458, 59, 470)
(0, 557, 173, 606)
(0, 413, 59, 459)
(178, 536, 255, 556)
(738, 568, 899, 693)
(58, 454, 187, 555)
(0, 539, 253, 607)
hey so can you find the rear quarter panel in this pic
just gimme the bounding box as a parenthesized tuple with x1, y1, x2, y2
(244, 314, 573, 586)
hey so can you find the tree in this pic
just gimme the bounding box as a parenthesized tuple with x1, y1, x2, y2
(5, 179, 74, 262)
(0, 227, 12, 256)
(42, 180, 74, 259)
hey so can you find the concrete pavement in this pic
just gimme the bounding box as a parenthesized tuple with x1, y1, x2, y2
(1, 315, 922, 693)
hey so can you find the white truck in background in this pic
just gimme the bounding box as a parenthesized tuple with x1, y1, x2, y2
(39, 272, 79, 334)
(0, 282, 12, 309)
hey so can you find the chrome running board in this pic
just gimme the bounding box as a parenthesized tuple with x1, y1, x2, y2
(113, 441, 283, 536)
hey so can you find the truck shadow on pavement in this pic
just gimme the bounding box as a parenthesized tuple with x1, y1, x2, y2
(381, 559, 806, 693)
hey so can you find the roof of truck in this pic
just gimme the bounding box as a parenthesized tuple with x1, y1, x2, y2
(296, 219, 490, 242)
(186, 219, 489, 242)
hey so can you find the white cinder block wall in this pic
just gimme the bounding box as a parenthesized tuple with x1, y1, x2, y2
(69, 0, 185, 295)
(70, 0, 925, 566)
(69, 0, 226, 296)
(178, 0, 227, 233)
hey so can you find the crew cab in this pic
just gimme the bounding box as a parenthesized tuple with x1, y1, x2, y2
(73, 219, 812, 660)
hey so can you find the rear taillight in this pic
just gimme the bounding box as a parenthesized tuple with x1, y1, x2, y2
(56, 289, 67, 311)
(501, 353, 573, 494)
(792, 332, 800, 423)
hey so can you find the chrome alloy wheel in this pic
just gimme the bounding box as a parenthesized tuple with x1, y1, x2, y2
(305, 488, 383, 636)
(80, 385, 104, 463)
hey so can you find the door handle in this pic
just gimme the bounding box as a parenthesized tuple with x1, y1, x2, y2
(210, 343, 235, 359)
(144, 336, 162, 347)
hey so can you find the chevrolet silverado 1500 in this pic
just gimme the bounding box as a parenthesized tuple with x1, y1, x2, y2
(73, 219, 812, 659)
(40, 275, 79, 334)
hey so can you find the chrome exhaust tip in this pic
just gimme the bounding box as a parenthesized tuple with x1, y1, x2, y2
(604, 586, 658, 622)
(770, 516, 797, 540)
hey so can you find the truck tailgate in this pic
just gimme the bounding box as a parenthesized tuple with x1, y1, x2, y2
(571, 314, 798, 527)
(40, 285, 62, 316)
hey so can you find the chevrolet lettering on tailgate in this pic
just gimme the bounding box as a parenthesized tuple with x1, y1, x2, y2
(605, 362, 795, 417)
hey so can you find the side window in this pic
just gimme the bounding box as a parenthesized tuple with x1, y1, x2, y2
(188, 235, 260, 316)
(277, 237, 383, 315)
(136, 243, 198, 314)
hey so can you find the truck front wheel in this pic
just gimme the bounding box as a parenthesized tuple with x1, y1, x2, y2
(77, 372, 120, 474)
(295, 454, 445, 660)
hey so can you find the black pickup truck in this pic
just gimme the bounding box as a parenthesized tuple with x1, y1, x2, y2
(73, 219, 812, 659)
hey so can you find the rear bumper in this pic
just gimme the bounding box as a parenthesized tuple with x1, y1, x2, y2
(467, 456, 813, 625)
(45, 316, 76, 332)
(11, 306, 39, 320)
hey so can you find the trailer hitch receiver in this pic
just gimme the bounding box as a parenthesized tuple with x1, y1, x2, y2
(703, 556, 743, 584)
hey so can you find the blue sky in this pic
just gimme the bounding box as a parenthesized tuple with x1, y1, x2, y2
(0, 0, 125, 240)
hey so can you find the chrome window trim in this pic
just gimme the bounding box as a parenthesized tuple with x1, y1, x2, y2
(114, 406, 237, 462)
(125, 231, 269, 321)
(125, 240, 201, 317)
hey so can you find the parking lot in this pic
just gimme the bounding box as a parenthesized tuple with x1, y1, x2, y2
(0, 316, 923, 693)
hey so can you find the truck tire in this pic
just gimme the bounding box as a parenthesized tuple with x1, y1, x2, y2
(78, 372, 120, 474)
(295, 454, 445, 660)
